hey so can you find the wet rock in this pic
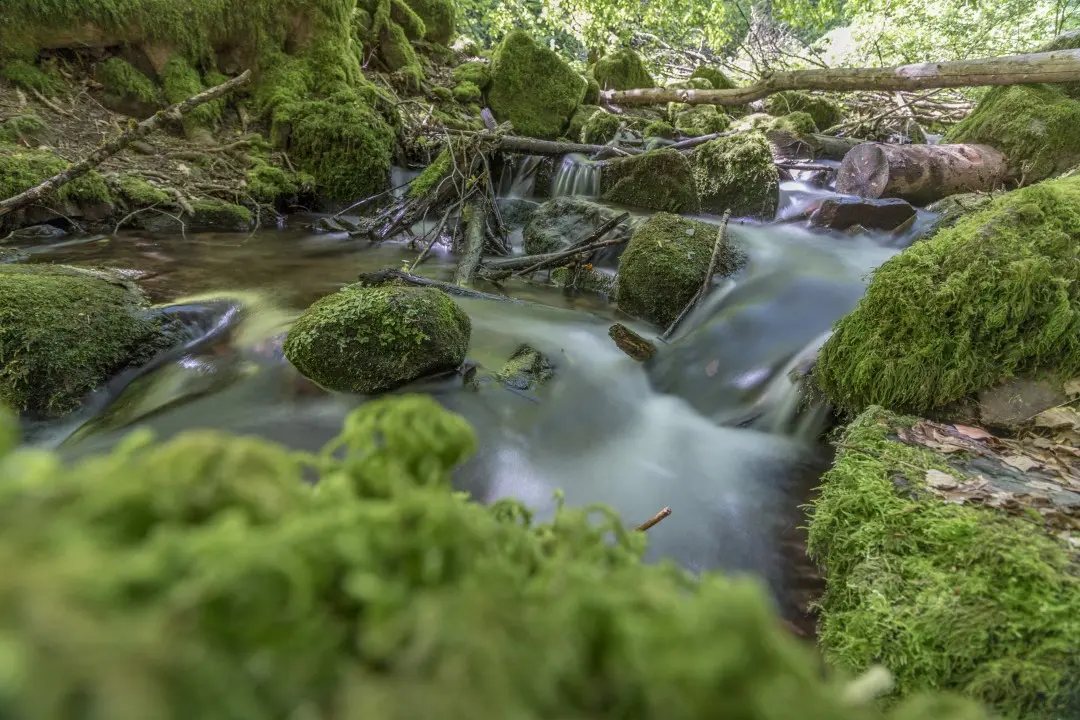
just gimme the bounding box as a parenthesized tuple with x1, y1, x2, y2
(487, 30, 587, 139)
(283, 284, 471, 394)
(0, 264, 167, 418)
(809, 197, 916, 232)
(0, 247, 29, 263)
(616, 212, 744, 327)
(522, 197, 625, 255)
(591, 48, 655, 91)
(137, 199, 253, 233)
(550, 265, 616, 295)
(600, 149, 700, 213)
(922, 192, 995, 237)
(495, 344, 553, 390)
(6, 223, 67, 241)
(977, 377, 1068, 429)
(690, 132, 779, 219)
(495, 198, 539, 229)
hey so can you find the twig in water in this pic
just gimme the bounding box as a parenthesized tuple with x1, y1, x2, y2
(409, 204, 454, 271)
(635, 507, 672, 532)
(333, 178, 414, 218)
(661, 210, 730, 341)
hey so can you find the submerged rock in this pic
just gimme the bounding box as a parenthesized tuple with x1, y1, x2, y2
(0, 264, 166, 418)
(808, 407, 1080, 717)
(814, 175, 1080, 415)
(522, 197, 625, 255)
(616, 212, 744, 327)
(487, 30, 587, 139)
(495, 344, 554, 390)
(601, 148, 700, 213)
(691, 132, 779, 219)
(809, 197, 916, 232)
(283, 284, 471, 394)
(591, 48, 655, 91)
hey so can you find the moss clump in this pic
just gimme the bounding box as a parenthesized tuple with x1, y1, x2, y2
(591, 47, 655, 91)
(667, 77, 714, 91)
(945, 84, 1080, 183)
(160, 56, 221, 135)
(95, 57, 162, 108)
(245, 162, 309, 203)
(765, 91, 842, 131)
(494, 344, 554, 390)
(564, 104, 600, 143)
(408, 148, 451, 198)
(582, 73, 601, 104)
(430, 85, 453, 101)
(0, 265, 165, 417)
(691, 65, 735, 90)
(115, 174, 170, 206)
(451, 60, 490, 88)
(452, 80, 481, 103)
(0, 147, 112, 207)
(644, 120, 677, 139)
(581, 109, 620, 144)
(601, 148, 700, 213)
(284, 284, 471, 393)
(402, 0, 455, 43)
(773, 111, 818, 134)
(808, 407, 1080, 717)
(1, 60, 65, 97)
(617, 212, 743, 326)
(389, 0, 426, 40)
(188, 199, 252, 230)
(0, 112, 46, 145)
(487, 30, 587, 139)
(815, 176, 1080, 415)
(691, 132, 779, 218)
(671, 104, 730, 137)
(523, 197, 622, 254)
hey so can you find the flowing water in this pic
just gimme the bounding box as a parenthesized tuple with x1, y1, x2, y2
(4, 169, 931, 628)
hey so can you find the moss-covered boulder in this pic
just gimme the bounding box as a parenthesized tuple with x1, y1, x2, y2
(616, 212, 744, 326)
(581, 110, 620, 144)
(565, 104, 602, 143)
(488, 30, 587, 139)
(765, 91, 842, 131)
(671, 104, 730, 137)
(402, 0, 455, 43)
(945, 84, 1080, 183)
(453, 81, 481, 103)
(582, 73, 601, 104)
(550, 265, 616, 295)
(452, 60, 490, 88)
(494, 344, 554, 390)
(643, 120, 677, 139)
(921, 192, 996, 237)
(0, 265, 165, 418)
(809, 407, 1080, 717)
(691, 132, 779, 219)
(523, 197, 626, 255)
(591, 48, 655, 91)
(691, 65, 736, 90)
(815, 176, 1080, 415)
(601, 149, 700, 213)
(94, 57, 162, 118)
(0, 146, 113, 228)
(773, 111, 818, 135)
(284, 284, 471, 394)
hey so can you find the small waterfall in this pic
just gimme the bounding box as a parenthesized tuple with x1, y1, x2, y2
(498, 155, 543, 198)
(551, 154, 601, 198)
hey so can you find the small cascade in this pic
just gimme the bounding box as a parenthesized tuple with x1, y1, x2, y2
(551, 154, 601, 197)
(498, 155, 544, 198)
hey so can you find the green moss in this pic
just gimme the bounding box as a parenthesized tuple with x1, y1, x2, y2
(643, 119, 676, 139)
(591, 47, 655, 91)
(691, 132, 779, 219)
(565, 104, 601, 143)
(96, 57, 161, 107)
(115, 174, 170, 206)
(494, 344, 554, 389)
(731, 112, 780, 132)
(671, 104, 730, 136)
(408, 148, 451, 198)
(452, 80, 481, 103)
(0, 265, 165, 417)
(773, 111, 818, 134)
(188, 199, 252, 229)
(379, 20, 425, 85)
(403, 0, 455, 44)
(690, 65, 735, 90)
(389, 0, 426, 40)
(582, 73, 601, 104)
(808, 407, 1080, 717)
(0, 112, 46, 145)
(354, 6, 374, 42)
(1, 60, 65, 97)
(765, 91, 842, 131)
(160, 56, 220, 134)
(430, 85, 453, 101)
(245, 162, 309, 203)
(814, 176, 1080, 415)
(550, 265, 616, 295)
(283, 284, 471, 393)
(581, 109, 620, 144)
(601, 148, 700, 213)
(487, 30, 587, 139)
(945, 84, 1080, 183)
(451, 60, 490, 88)
(0, 147, 112, 206)
(617, 212, 743, 326)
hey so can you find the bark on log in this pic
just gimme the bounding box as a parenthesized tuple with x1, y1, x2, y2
(609, 323, 657, 362)
(766, 130, 864, 162)
(602, 49, 1080, 106)
(497, 136, 642, 157)
(0, 71, 252, 218)
(835, 142, 1008, 205)
(454, 199, 486, 285)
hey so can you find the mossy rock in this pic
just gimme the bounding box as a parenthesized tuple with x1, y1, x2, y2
(691, 66, 735, 90)
(643, 120, 677, 139)
(671, 104, 730, 137)
(616, 212, 743, 326)
(453, 81, 481, 103)
(581, 110, 620, 145)
(0, 147, 112, 225)
(403, 0, 455, 44)
(550, 265, 616, 295)
(0, 113, 48, 146)
(451, 60, 490, 89)
(945, 84, 1080, 184)
(284, 284, 471, 394)
(601, 148, 700, 213)
(187, 200, 253, 231)
(0, 264, 166, 418)
(378, 20, 425, 85)
(731, 112, 779, 132)
(523, 197, 624, 255)
(814, 176, 1080, 415)
(245, 162, 311, 204)
(591, 48, 655, 91)
(494, 344, 554, 390)
(1, 60, 65, 97)
(922, 192, 996, 237)
(773, 111, 818, 135)
(565, 104, 602, 144)
(390, 0, 427, 40)
(667, 77, 714, 91)
(114, 174, 170, 207)
(582, 73, 601, 104)
(160, 57, 221, 139)
(691, 132, 779, 219)
(808, 406, 1080, 717)
(765, 91, 842, 131)
(431, 85, 453, 101)
(94, 57, 162, 118)
(488, 30, 587, 139)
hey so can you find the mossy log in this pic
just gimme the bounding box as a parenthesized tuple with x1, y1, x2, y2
(454, 199, 486, 286)
(601, 49, 1080, 106)
(834, 142, 1008, 205)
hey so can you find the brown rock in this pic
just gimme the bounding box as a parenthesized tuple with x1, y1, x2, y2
(809, 196, 916, 232)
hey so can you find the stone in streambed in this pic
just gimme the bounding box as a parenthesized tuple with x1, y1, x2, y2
(809, 197, 916, 232)
(283, 284, 471, 394)
(495, 344, 553, 390)
(600, 149, 699, 213)
(522, 197, 626, 256)
(690, 132, 779, 219)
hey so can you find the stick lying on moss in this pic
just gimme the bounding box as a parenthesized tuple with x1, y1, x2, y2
(0, 70, 252, 218)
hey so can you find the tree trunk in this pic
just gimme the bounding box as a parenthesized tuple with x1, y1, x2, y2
(601, 49, 1080, 106)
(497, 136, 642, 156)
(834, 143, 1008, 205)
(766, 130, 864, 161)
(454, 199, 486, 285)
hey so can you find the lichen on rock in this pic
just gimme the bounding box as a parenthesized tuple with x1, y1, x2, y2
(487, 30, 587, 139)
(765, 91, 843, 131)
(691, 132, 779, 218)
(601, 148, 700, 213)
(283, 284, 471, 394)
(591, 47, 655, 91)
(616, 212, 744, 326)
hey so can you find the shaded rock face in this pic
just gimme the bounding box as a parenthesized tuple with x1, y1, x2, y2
(976, 377, 1068, 429)
(600, 149, 700, 213)
(690, 132, 779, 219)
(922, 192, 995, 237)
(283, 284, 471, 394)
(809, 197, 916, 232)
(522, 197, 626, 258)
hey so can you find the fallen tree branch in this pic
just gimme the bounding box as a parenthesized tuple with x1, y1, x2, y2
(497, 135, 642, 156)
(454, 199, 486, 285)
(0, 71, 252, 218)
(609, 323, 657, 362)
(602, 48, 1080, 106)
(356, 268, 522, 302)
(479, 233, 628, 276)
(635, 507, 672, 532)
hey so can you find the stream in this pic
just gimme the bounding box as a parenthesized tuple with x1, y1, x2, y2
(4, 161, 938, 629)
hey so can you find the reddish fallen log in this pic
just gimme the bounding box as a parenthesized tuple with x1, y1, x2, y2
(834, 143, 1009, 205)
